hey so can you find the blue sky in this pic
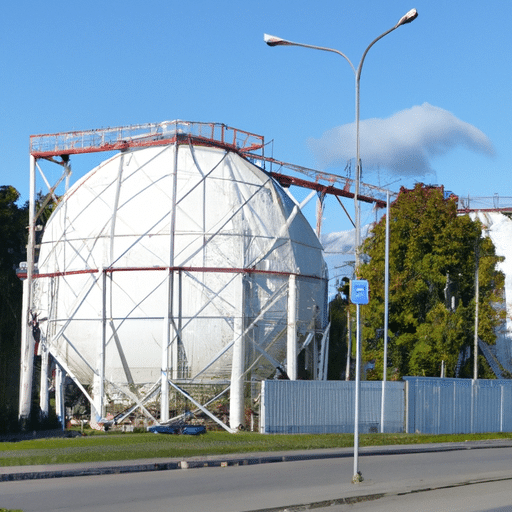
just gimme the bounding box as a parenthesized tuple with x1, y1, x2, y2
(1, 1, 510, 254)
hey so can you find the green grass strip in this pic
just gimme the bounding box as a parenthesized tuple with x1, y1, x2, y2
(1, 431, 511, 467)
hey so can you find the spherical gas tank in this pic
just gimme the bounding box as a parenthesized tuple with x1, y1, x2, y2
(35, 142, 327, 391)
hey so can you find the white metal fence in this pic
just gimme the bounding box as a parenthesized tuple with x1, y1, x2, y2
(405, 377, 512, 434)
(260, 380, 405, 434)
(260, 377, 512, 435)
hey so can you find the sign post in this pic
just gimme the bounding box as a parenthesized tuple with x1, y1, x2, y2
(350, 279, 369, 483)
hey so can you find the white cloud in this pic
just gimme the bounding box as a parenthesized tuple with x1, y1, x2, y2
(321, 224, 370, 256)
(307, 103, 495, 177)
(321, 228, 355, 255)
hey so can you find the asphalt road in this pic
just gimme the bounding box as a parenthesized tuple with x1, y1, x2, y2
(326, 480, 512, 512)
(1, 442, 512, 511)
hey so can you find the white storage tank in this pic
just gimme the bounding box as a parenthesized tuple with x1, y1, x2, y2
(33, 131, 328, 427)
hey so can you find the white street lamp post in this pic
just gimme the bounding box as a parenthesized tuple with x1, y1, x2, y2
(264, 7, 417, 272)
(264, 8, 418, 483)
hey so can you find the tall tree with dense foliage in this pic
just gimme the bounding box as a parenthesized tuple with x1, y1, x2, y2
(359, 184, 504, 379)
(0, 186, 58, 431)
(0, 186, 28, 431)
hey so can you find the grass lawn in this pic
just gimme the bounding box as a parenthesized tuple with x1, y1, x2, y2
(1, 430, 512, 467)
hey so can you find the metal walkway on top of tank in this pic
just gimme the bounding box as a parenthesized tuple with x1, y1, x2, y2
(29, 120, 265, 159)
(29, 119, 391, 210)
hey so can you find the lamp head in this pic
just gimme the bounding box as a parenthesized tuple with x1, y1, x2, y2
(396, 8, 418, 27)
(264, 33, 289, 47)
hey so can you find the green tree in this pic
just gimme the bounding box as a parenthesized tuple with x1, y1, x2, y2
(0, 186, 28, 432)
(0, 186, 57, 431)
(327, 277, 351, 380)
(359, 184, 504, 379)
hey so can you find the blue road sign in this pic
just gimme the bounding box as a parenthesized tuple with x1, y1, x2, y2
(350, 279, 369, 305)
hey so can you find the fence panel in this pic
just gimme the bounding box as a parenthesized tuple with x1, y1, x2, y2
(453, 379, 472, 434)
(404, 377, 512, 434)
(260, 380, 405, 434)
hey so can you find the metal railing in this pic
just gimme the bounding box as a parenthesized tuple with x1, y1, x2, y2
(457, 195, 512, 213)
(30, 120, 265, 158)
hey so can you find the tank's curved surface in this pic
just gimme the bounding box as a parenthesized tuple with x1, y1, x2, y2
(35, 142, 327, 395)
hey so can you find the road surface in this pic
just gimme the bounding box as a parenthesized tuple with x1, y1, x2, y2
(1, 444, 512, 511)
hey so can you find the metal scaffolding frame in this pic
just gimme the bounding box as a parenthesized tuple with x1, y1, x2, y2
(19, 120, 388, 432)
